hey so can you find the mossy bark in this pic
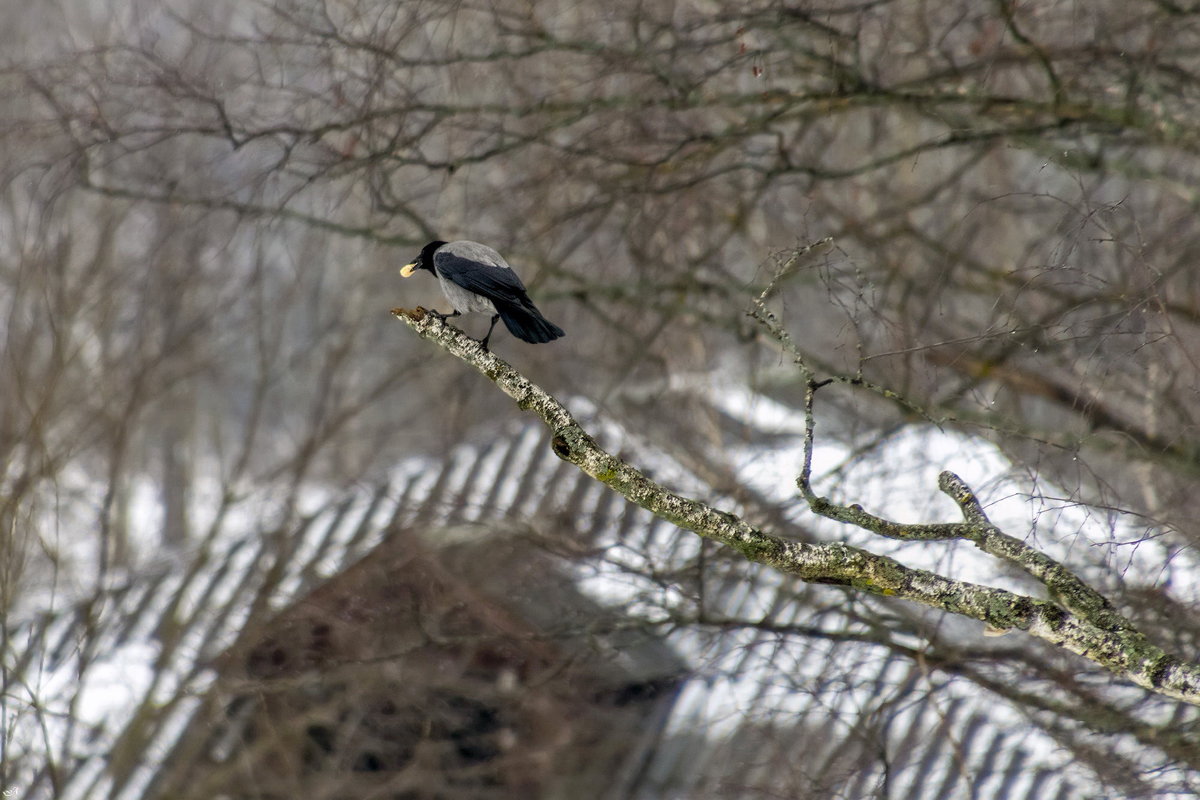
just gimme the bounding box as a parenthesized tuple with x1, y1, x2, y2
(394, 306, 1200, 706)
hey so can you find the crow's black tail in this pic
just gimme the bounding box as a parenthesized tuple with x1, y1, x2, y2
(496, 299, 565, 344)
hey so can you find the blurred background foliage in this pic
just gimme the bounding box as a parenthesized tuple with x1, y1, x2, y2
(6, 0, 1200, 796)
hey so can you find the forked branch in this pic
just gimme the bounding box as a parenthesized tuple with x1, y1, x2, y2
(392, 305, 1200, 705)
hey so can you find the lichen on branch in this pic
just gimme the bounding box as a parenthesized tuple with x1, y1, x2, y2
(392, 305, 1200, 706)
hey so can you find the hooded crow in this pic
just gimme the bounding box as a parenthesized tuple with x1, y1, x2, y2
(400, 240, 565, 350)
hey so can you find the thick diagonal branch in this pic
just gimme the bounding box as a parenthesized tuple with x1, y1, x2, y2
(392, 306, 1200, 706)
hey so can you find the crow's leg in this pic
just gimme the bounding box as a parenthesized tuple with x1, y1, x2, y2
(478, 314, 501, 352)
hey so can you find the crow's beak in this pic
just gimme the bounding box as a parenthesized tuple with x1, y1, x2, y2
(400, 262, 418, 277)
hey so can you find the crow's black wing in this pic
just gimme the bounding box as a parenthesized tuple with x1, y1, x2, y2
(433, 251, 531, 304)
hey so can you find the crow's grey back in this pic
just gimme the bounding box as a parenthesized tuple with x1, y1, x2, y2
(442, 240, 512, 270)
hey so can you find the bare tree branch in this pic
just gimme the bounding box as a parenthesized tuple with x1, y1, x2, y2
(392, 305, 1200, 706)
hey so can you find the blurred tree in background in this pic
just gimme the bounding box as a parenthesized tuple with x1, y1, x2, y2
(6, 0, 1200, 796)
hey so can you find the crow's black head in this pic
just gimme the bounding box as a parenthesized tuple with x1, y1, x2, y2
(400, 240, 447, 277)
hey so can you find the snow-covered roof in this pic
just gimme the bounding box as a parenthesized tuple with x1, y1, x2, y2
(9, 398, 1196, 799)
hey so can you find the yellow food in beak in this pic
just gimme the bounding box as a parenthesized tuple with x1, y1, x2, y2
(400, 262, 418, 277)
